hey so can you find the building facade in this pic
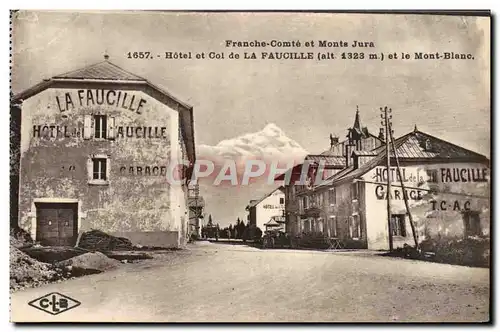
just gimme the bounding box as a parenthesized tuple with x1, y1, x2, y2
(277, 108, 384, 238)
(246, 187, 285, 232)
(296, 127, 490, 250)
(13, 58, 196, 248)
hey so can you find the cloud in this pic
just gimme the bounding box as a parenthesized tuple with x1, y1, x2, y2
(197, 123, 308, 164)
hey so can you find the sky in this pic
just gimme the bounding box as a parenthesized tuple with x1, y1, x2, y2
(12, 11, 490, 226)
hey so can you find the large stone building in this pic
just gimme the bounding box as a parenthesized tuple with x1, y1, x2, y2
(12, 57, 196, 248)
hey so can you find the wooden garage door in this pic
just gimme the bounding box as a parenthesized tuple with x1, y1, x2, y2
(36, 203, 78, 246)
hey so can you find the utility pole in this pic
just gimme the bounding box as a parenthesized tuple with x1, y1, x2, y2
(380, 106, 393, 251)
(388, 123, 419, 250)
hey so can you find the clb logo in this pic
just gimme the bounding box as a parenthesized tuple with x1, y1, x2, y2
(28, 292, 81, 315)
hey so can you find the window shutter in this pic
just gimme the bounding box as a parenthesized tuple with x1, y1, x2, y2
(83, 115, 93, 140)
(87, 157, 93, 182)
(107, 116, 116, 140)
(106, 157, 111, 181)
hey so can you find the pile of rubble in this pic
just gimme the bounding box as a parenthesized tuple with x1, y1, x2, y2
(10, 229, 154, 291)
(56, 251, 122, 277)
(10, 244, 65, 291)
(78, 230, 135, 251)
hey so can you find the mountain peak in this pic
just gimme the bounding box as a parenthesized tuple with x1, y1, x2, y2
(262, 123, 283, 136)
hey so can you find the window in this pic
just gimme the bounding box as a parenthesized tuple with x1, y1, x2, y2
(93, 158, 107, 180)
(424, 139, 433, 151)
(301, 218, 310, 233)
(351, 182, 359, 200)
(94, 115, 107, 139)
(317, 218, 323, 233)
(391, 214, 407, 237)
(463, 211, 481, 237)
(304, 196, 309, 209)
(349, 215, 361, 239)
(279, 197, 285, 205)
(87, 155, 110, 185)
(426, 169, 438, 183)
(329, 216, 337, 237)
(328, 188, 336, 205)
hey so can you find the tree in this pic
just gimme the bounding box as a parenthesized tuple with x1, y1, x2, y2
(236, 218, 246, 239)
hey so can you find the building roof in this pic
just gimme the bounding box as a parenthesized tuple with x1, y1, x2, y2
(12, 57, 196, 164)
(328, 129, 490, 186)
(352, 108, 362, 131)
(352, 150, 378, 156)
(274, 163, 304, 181)
(314, 165, 355, 189)
(264, 216, 286, 226)
(305, 155, 345, 168)
(246, 186, 285, 209)
(53, 60, 145, 81)
(320, 143, 345, 156)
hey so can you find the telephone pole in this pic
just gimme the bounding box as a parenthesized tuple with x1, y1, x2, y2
(380, 106, 393, 251)
(388, 123, 419, 249)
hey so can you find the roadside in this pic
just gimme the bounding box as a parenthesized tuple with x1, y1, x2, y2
(11, 241, 489, 322)
(10, 228, 180, 292)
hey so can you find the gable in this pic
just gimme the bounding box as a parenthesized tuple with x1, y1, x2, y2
(54, 61, 144, 81)
(12, 60, 196, 164)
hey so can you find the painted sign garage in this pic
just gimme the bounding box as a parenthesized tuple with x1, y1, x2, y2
(13, 59, 196, 248)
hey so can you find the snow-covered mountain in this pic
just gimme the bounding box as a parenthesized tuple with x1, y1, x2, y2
(198, 123, 308, 163)
(196, 124, 308, 227)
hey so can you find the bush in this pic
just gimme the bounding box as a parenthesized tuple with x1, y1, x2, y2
(393, 237, 490, 268)
(433, 237, 490, 267)
(253, 227, 263, 240)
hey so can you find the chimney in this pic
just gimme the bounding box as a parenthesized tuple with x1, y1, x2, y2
(378, 128, 385, 141)
(329, 134, 339, 148)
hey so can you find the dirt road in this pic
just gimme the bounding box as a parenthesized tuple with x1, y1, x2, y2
(11, 241, 490, 322)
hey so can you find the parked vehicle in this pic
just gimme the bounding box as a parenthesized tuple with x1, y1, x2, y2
(262, 230, 289, 249)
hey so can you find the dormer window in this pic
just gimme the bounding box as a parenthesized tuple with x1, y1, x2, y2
(424, 139, 433, 151)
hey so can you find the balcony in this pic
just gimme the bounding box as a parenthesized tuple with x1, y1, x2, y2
(188, 196, 205, 208)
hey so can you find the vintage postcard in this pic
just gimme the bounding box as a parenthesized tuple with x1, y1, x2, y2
(10, 10, 490, 323)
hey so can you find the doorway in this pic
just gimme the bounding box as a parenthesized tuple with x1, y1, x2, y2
(35, 202, 78, 246)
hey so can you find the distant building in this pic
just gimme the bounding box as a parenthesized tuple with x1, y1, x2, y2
(246, 187, 285, 232)
(263, 215, 286, 232)
(276, 108, 384, 238)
